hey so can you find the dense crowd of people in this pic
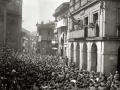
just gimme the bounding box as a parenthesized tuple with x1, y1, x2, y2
(0, 43, 120, 90)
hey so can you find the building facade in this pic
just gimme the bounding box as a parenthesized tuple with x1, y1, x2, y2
(53, 2, 69, 56)
(21, 28, 30, 53)
(36, 22, 55, 55)
(30, 32, 37, 54)
(6, 0, 22, 50)
(67, 0, 120, 76)
(0, 0, 11, 43)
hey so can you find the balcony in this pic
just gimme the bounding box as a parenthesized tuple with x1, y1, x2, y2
(54, 29, 58, 34)
(56, 18, 67, 28)
(69, 29, 84, 39)
(88, 28, 96, 37)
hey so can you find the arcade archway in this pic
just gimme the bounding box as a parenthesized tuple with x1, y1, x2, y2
(76, 43, 80, 68)
(91, 43, 97, 71)
(71, 43, 74, 62)
(82, 43, 87, 69)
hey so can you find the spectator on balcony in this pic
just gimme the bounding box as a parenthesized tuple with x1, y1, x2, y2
(84, 24, 88, 38)
(94, 20, 99, 37)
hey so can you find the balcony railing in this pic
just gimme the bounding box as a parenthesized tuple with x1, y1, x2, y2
(69, 29, 84, 39)
(88, 28, 96, 37)
(56, 18, 67, 28)
(69, 26, 99, 39)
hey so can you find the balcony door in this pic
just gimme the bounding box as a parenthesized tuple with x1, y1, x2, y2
(93, 13, 98, 24)
(93, 13, 99, 37)
(84, 17, 88, 37)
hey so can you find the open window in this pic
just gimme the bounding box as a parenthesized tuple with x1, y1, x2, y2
(84, 17, 88, 26)
(84, 17, 88, 37)
(93, 13, 98, 24)
(93, 13, 99, 37)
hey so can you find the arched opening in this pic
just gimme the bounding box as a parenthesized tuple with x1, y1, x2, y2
(82, 43, 87, 69)
(76, 43, 80, 69)
(117, 47, 120, 75)
(91, 43, 97, 71)
(71, 43, 74, 63)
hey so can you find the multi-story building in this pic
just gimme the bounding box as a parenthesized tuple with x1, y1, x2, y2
(0, 0, 11, 43)
(6, 0, 22, 50)
(67, 0, 120, 76)
(53, 2, 69, 56)
(30, 31, 37, 54)
(36, 21, 55, 55)
(21, 28, 30, 53)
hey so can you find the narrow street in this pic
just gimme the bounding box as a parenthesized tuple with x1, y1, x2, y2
(0, 0, 120, 90)
(0, 43, 119, 90)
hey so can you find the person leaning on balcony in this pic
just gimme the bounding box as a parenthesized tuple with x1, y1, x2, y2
(84, 24, 88, 38)
(94, 20, 99, 37)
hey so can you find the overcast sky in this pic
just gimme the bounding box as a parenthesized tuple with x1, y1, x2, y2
(22, 0, 70, 32)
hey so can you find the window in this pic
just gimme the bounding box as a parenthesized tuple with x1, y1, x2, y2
(93, 13, 98, 24)
(84, 17, 88, 26)
(93, 13, 99, 37)
(84, 17, 88, 37)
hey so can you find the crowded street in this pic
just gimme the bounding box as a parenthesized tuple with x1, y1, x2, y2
(0, 43, 119, 90)
(0, 0, 120, 90)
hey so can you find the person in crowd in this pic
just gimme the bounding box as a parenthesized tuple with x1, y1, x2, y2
(0, 43, 119, 90)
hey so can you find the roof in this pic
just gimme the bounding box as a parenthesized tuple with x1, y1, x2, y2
(37, 22, 55, 29)
(53, 2, 69, 17)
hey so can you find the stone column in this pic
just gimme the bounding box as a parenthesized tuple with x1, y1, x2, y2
(78, 48, 81, 70)
(97, 51, 102, 72)
(68, 48, 71, 66)
(87, 51, 91, 71)
(74, 47, 76, 63)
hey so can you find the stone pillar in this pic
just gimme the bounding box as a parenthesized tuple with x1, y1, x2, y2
(74, 47, 76, 63)
(80, 49, 83, 70)
(79, 48, 81, 70)
(68, 48, 71, 66)
(97, 51, 102, 72)
(87, 51, 91, 71)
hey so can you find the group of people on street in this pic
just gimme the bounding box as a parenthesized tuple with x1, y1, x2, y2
(0, 43, 120, 90)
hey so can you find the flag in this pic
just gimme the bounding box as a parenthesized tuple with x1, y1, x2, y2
(68, 9, 79, 25)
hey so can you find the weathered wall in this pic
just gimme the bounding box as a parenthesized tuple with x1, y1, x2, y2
(6, 0, 22, 50)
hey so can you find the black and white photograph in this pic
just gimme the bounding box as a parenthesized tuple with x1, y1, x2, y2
(0, 0, 120, 90)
